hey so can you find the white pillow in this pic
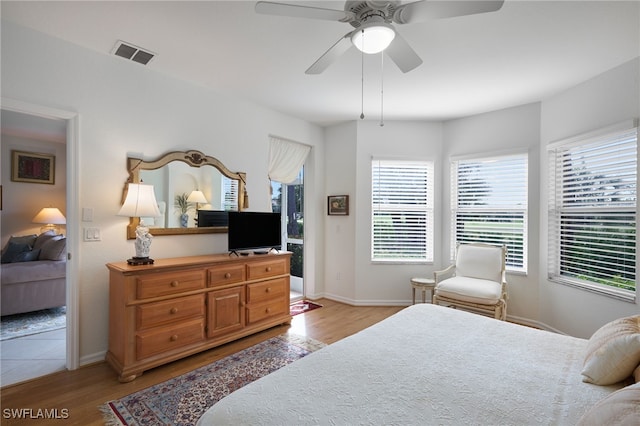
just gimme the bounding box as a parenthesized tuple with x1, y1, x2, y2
(576, 382, 640, 425)
(582, 315, 640, 385)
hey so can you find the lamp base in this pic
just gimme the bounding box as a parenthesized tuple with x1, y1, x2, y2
(127, 256, 154, 266)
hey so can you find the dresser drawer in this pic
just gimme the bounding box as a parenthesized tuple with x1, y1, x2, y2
(208, 264, 245, 287)
(247, 278, 287, 304)
(246, 299, 289, 324)
(136, 270, 205, 300)
(136, 294, 205, 330)
(136, 318, 205, 360)
(246, 258, 288, 280)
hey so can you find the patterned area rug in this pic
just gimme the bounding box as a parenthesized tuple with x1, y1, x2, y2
(0, 306, 66, 341)
(102, 333, 326, 425)
(290, 300, 323, 316)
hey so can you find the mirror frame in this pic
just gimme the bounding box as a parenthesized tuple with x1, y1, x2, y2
(123, 149, 246, 239)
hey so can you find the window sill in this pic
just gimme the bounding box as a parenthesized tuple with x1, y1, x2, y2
(549, 276, 636, 303)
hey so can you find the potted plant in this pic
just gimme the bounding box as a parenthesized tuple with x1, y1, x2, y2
(175, 193, 192, 227)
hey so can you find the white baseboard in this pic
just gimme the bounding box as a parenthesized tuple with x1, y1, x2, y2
(80, 350, 107, 367)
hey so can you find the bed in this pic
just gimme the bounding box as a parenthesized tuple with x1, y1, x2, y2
(198, 304, 639, 425)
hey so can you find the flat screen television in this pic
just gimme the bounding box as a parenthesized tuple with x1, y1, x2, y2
(227, 211, 282, 254)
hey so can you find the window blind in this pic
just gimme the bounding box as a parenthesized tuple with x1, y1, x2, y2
(371, 159, 434, 262)
(451, 154, 528, 272)
(223, 178, 238, 211)
(548, 124, 637, 298)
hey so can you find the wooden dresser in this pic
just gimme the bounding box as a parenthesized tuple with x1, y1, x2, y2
(106, 252, 291, 382)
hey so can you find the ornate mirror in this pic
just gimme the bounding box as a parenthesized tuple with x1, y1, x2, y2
(123, 150, 246, 239)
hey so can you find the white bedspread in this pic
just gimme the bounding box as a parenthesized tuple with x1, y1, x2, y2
(198, 304, 623, 425)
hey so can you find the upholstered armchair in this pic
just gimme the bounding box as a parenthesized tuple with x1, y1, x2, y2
(433, 243, 508, 320)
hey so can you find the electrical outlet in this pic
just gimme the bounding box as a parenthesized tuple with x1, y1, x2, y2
(82, 207, 93, 222)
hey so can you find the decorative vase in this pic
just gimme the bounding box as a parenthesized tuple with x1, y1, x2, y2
(180, 213, 189, 227)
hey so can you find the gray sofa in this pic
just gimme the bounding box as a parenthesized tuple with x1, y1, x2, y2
(1, 260, 66, 316)
(1, 231, 66, 316)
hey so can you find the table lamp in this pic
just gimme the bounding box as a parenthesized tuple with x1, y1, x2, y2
(32, 207, 66, 234)
(187, 190, 208, 211)
(118, 183, 161, 265)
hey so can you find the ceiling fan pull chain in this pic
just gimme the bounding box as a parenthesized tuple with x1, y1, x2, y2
(380, 51, 384, 127)
(360, 29, 365, 120)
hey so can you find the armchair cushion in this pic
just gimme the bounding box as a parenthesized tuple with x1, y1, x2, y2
(455, 244, 503, 282)
(435, 276, 503, 305)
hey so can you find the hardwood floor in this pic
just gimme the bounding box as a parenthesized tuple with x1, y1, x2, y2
(0, 299, 404, 425)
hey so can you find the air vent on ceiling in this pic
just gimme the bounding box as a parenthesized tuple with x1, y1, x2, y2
(112, 40, 155, 65)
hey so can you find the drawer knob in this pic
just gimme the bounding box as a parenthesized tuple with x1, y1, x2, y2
(170, 334, 178, 342)
(266, 287, 271, 293)
(170, 307, 178, 315)
(171, 281, 179, 287)
(224, 272, 231, 279)
(266, 267, 272, 272)
(265, 307, 271, 313)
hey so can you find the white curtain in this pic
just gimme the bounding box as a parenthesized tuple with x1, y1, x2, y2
(268, 136, 311, 184)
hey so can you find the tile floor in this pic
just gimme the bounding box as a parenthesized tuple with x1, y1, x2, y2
(0, 328, 66, 387)
(290, 290, 303, 302)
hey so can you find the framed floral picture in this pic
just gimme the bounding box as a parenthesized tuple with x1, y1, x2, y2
(11, 150, 55, 184)
(328, 195, 349, 215)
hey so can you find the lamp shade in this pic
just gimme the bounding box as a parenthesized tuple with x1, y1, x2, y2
(351, 22, 395, 54)
(118, 183, 161, 217)
(187, 190, 208, 204)
(32, 207, 66, 225)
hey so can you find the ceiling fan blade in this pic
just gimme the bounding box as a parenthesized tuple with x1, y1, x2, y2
(394, 0, 504, 24)
(305, 33, 353, 75)
(255, 1, 354, 22)
(384, 32, 423, 73)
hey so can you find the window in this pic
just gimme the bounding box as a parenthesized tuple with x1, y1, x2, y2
(451, 153, 528, 272)
(371, 159, 434, 262)
(548, 121, 637, 300)
(222, 178, 238, 211)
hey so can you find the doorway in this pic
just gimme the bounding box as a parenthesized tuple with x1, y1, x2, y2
(271, 168, 304, 301)
(0, 100, 79, 385)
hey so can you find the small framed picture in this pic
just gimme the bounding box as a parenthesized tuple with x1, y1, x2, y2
(11, 150, 55, 184)
(328, 195, 349, 216)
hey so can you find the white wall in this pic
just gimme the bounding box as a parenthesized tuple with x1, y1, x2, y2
(539, 57, 640, 338)
(1, 21, 324, 364)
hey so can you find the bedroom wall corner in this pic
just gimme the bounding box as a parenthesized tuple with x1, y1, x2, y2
(323, 122, 358, 302)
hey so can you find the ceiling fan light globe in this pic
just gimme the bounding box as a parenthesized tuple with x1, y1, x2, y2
(351, 24, 395, 54)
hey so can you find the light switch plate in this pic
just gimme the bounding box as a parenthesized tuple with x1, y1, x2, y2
(82, 207, 93, 222)
(83, 227, 101, 241)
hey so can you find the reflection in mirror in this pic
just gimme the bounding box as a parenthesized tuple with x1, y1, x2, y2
(123, 150, 246, 239)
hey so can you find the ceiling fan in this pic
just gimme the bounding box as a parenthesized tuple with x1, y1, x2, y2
(255, 0, 505, 74)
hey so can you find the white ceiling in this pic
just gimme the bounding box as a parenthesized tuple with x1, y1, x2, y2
(1, 1, 639, 127)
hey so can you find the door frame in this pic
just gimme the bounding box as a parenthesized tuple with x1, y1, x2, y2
(2, 97, 80, 370)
